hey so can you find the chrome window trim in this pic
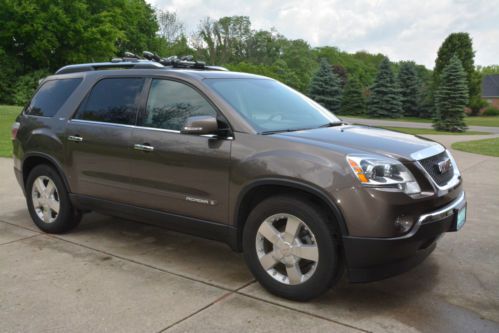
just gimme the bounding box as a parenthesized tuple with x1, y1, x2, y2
(67, 119, 233, 140)
(410, 144, 445, 161)
(69, 118, 136, 129)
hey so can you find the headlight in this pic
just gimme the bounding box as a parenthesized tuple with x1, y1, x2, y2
(346, 155, 421, 195)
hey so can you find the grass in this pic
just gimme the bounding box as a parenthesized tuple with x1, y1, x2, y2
(0, 105, 22, 157)
(452, 138, 499, 157)
(344, 115, 432, 123)
(380, 126, 490, 136)
(343, 114, 499, 127)
(463, 116, 499, 127)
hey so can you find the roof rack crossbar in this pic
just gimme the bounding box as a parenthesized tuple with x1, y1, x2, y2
(55, 51, 228, 74)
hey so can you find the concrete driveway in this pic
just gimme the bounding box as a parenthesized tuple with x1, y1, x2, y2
(1, 136, 498, 333)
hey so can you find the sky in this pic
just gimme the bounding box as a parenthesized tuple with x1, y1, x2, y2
(146, 0, 499, 69)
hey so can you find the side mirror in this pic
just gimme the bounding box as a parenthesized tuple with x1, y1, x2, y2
(181, 116, 219, 135)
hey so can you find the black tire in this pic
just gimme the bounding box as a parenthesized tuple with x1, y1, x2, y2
(243, 195, 343, 301)
(26, 164, 81, 233)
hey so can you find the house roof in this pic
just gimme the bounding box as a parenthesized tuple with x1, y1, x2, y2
(482, 74, 499, 97)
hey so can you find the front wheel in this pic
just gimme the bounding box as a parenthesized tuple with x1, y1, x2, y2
(243, 195, 342, 301)
(26, 164, 81, 234)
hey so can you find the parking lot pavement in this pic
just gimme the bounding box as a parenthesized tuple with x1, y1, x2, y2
(1, 138, 498, 333)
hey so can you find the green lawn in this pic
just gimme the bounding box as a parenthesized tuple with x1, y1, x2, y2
(0, 105, 22, 157)
(344, 115, 432, 123)
(343, 115, 499, 127)
(380, 126, 489, 135)
(452, 138, 499, 157)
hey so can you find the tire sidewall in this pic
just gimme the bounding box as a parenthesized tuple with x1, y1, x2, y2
(243, 196, 341, 301)
(26, 164, 78, 233)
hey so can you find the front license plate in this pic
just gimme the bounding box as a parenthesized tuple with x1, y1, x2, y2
(456, 206, 467, 230)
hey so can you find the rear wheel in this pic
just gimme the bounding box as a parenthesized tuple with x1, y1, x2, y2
(26, 164, 81, 233)
(243, 195, 342, 301)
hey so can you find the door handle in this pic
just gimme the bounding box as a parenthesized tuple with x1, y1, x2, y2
(68, 135, 83, 142)
(134, 144, 154, 152)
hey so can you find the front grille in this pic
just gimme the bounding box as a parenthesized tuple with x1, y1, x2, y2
(418, 151, 454, 186)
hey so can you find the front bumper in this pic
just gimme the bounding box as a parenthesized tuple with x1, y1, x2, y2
(342, 191, 466, 283)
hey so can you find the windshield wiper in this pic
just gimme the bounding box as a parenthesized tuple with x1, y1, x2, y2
(318, 121, 344, 128)
(260, 128, 301, 135)
(260, 122, 344, 135)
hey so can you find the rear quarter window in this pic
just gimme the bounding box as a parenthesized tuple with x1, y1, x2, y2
(25, 78, 82, 117)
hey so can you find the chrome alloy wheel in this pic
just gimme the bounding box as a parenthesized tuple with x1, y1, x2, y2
(255, 213, 319, 285)
(31, 176, 60, 224)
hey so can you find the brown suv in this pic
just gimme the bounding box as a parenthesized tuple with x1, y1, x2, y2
(12, 59, 466, 301)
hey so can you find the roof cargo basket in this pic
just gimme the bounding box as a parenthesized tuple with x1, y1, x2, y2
(55, 51, 228, 75)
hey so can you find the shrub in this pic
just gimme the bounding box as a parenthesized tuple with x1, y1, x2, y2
(483, 106, 499, 116)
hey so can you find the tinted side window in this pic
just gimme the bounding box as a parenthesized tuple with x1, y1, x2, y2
(140, 79, 217, 131)
(75, 78, 144, 125)
(26, 78, 82, 117)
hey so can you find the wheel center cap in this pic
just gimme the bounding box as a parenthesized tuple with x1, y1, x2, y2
(280, 241, 292, 256)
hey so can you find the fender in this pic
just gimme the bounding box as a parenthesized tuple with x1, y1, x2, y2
(22, 152, 72, 193)
(234, 177, 349, 237)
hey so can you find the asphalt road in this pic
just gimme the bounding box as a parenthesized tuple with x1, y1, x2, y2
(341, 116, 499, 134)
(0, 135, 498, 333)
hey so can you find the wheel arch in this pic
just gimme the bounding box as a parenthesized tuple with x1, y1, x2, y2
(233, 179, 348, 251)
(22, 153, 71, 194)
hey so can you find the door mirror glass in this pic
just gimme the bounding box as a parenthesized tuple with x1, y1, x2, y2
(181, 116, 219, 135)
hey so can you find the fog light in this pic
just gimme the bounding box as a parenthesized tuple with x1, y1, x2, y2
(395, 215, 414, 233)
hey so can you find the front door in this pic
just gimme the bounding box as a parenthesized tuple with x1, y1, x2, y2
(129, 78, 231, 223)
(65, 77, 145, 204)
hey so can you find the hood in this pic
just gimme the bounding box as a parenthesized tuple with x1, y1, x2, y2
(275, 125, 442, 161)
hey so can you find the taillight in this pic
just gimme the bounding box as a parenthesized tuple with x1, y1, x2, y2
(11, 122, 20, 140)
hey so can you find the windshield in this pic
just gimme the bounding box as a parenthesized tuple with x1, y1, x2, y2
(204, 78, 341, 133)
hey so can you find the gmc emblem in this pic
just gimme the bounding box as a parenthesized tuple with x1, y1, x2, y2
(437, 158, 452, 174)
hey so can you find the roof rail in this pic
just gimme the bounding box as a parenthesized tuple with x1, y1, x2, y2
(55, 59, 164, 75)
(55, 51, 228, 75)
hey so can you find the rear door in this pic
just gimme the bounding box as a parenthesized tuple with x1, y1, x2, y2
(65, 77, 145, 204)
(129, 78, 232, 223)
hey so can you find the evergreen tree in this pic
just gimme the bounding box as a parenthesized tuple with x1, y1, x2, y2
(309, 59, 342, 113)
(433, 33, 479, 113)
(340, 78, 365, 115)
(398, 62, 420, 117)
(332, 64, 348, 88)
(417, 85, 435, 118)
(434, 55, 468, 132)
(367, 58, 402, 118)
